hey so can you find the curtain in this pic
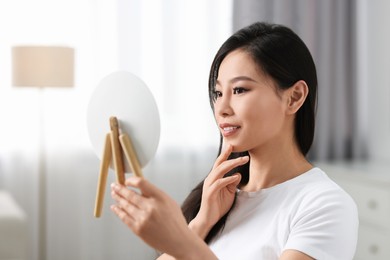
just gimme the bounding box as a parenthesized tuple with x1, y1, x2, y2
(232, 0, 368, 161)
(116, 0, 231, 150)
(0, 1, 232, 259)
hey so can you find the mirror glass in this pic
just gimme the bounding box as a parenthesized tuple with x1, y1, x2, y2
(87, 71, 160, 173)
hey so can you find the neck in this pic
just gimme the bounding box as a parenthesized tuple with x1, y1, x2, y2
(240, 138, 312, 192)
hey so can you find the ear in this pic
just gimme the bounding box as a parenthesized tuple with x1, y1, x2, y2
(286, 80, 309, 115)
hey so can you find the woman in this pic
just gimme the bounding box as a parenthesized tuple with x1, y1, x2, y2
(110, 22, 358, 259)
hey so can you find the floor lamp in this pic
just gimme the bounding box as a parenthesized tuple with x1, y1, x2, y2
(12, 46, 74, 260)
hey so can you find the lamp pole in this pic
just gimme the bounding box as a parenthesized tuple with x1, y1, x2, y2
(12, 46, 74, 260)
(38, 87, 47, 260)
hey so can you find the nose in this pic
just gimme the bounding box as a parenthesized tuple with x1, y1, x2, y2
(215, 95, 233, 117)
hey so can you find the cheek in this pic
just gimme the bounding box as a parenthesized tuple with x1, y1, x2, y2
(244, 99, 285, 132)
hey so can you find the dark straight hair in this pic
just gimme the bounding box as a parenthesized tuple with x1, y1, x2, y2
(181, 22, 318, 243)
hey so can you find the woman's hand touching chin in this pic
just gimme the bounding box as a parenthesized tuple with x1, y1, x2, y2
(190, 144, 249, 239)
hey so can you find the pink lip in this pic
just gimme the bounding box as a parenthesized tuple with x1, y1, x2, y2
(219, 123, 241, 137)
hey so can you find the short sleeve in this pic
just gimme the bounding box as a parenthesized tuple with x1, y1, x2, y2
(283, 187, 359, 260)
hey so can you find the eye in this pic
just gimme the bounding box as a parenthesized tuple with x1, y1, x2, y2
(233, 87, 248, 95)
(213, 90, 222, 100)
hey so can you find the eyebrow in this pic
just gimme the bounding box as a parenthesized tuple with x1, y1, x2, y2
(216, 76, 258, 85)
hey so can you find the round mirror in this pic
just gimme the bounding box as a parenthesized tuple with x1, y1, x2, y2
(87, 71, 160, 173)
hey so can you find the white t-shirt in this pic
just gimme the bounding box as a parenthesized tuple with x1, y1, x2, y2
(209, 167, 358, 260)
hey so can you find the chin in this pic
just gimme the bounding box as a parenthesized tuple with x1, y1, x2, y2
(223, 139, 251, 153)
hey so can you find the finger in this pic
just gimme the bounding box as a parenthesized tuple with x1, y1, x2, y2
(125, 176, 164, 198)
(111, 204, 136, 228)
(226, 173, 242, 193)
(210, 174, 241, 193)
(111, 188, 144, 212)
(212, 144, 234, 170)
(111, 183, 144, 209)
(208, 156, 249, 184)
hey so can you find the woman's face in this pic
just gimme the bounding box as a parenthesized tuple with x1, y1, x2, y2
(214, 49, 291, 153)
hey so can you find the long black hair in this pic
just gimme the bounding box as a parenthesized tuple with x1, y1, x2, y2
(181, 22, 318, 243)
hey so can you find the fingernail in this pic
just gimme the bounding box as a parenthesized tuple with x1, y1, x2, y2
(111, 183, 119, 191)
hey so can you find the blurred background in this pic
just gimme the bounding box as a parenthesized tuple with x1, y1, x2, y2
(0, 0, 389, 259)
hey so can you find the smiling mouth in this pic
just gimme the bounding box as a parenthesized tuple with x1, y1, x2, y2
(223, 126, 240, 132)
(220, 125, 241, 136)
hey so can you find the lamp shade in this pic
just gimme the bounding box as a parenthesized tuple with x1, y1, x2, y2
(12, 46, 74, 87)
